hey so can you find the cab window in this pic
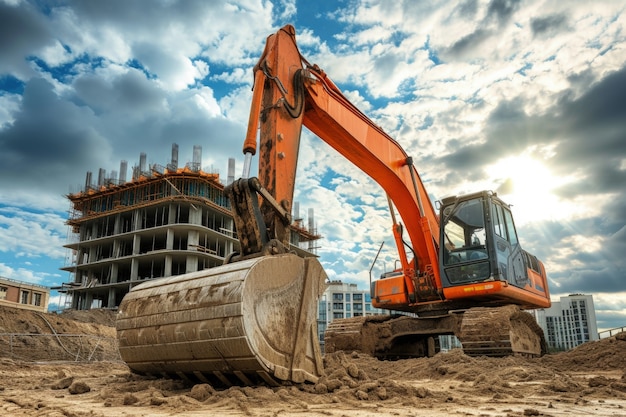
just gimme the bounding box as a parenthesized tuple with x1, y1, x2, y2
(503, 207, 519, 246)
(493, 204, 507, 240)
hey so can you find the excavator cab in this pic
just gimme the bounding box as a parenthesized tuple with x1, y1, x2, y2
(439, 191, 550, 309)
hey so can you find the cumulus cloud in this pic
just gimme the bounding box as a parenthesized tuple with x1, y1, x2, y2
(0, 1, 53, 77)
(0, 206, 67, 260)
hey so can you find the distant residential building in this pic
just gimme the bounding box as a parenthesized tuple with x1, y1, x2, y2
(317, 280, 383, 349)
(0, 276, 50, 313)
(534, 294, 599, 350)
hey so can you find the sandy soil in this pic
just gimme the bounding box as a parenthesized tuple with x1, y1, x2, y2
(1, 305, 625, 417)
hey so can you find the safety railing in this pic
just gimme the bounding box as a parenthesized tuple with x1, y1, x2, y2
(598, 326, 626, 339)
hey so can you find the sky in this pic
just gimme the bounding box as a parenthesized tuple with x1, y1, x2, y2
(0, 0, 625, 331)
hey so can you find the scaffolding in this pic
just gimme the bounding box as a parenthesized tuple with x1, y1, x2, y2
(67, 167, 230, 233)
(60, 147, 321, 310)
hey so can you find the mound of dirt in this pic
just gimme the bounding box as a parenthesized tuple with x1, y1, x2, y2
(58, 308, 117, 327)
(0, 305, 118, 362)
(1, 308, 626, 416)
(0, 305, 115, 337)
(540, 331, 626, 372)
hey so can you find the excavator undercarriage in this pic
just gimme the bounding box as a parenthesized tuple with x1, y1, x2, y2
(325, 305, 546, 359)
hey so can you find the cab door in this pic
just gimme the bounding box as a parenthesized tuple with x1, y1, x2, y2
(491, 202, 528, 287)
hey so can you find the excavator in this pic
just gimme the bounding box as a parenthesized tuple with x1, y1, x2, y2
(116, 25, 551, 387)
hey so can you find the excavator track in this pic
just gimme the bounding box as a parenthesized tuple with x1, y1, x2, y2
(324, 316, 386, 357)
(456, 305, 547, 357)
(325, 314, 457, 359)
(325, 305, 546, 359)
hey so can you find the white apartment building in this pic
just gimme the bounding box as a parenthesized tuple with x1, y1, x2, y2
(534, 294, 598, 351)
(317, 281, 382, 349)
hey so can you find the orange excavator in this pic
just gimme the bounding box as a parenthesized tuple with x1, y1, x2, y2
(116, 25, 551, 386)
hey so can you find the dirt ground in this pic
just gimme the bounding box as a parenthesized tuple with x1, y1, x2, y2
(1, 305, 626, 417)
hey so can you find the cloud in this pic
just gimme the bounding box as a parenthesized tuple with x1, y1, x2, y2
(530, 14, 570, 38)
(0, 0, 280, 290)
(0, 206, 67, 260)
(433, 64, 626, 199)
(0, 65, 250, 208)
(72, 68, 166, 114)
(0, 78, 110, 199)
(485, 0, 521, 25)
(0, 1, 53, 77)
(446, 29, 493, 58)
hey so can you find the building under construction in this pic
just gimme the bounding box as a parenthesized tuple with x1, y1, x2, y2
(60, 144, 320, 310)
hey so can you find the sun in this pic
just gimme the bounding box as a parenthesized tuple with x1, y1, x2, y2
(487, 154, 563, 225)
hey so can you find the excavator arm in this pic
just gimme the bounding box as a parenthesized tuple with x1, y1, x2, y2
(232, 25, 442, 303)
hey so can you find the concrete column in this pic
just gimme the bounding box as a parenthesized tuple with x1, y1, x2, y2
(224, 217, 235, 257)
(164, 254, 172, 277)
(169, 203, 177, 224)
(107, 288, 116, 308)
(85, 292, 93, 310)
(80, 225, 88, 242)
(71, 293, 80, 309)
(133, 209, 142, 230)
(130, 258, 139, 281)
(112, 238, 120, 258)
(132, 234, 141, 255)
(186, 228, 199, 273)
(186, 255, 198, 273)
(89, 246, 97, 263)
(189, 205, 202, 225)
(166, 228, 174, 250)
(188, 229, 199, 250)
(114, 213, 121, 234)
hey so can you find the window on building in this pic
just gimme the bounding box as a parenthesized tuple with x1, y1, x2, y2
(21, 290, 29, 304)
(353, 293, 363, 301)
(333, 312, 344, 319)
(354, 303, 363, 311)
(332, 293, 343, 301)
(333, 303, 343, 310)
(0, 286, 6, 300)
(33, 293, 42, 306)
(345, 294, 351, 302)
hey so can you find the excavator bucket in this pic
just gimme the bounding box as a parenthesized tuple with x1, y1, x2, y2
(116, 253, 327, 386)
